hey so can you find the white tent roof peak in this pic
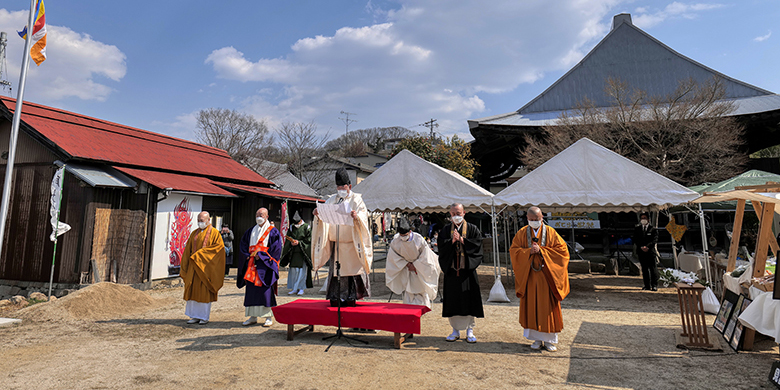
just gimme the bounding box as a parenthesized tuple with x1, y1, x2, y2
(493, 138, 699, 212)
(352, 149, 494, 213)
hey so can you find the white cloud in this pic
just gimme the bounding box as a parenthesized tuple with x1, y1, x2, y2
(150, 111, 199, 141)
(754, 31, 772, 42)
(203, 0, 640, 139)
(0, 8, 126, 102)
(633, 2, 724, 29)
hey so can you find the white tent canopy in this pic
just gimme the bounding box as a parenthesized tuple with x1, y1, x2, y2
(493, 138, 699, 212)
(352, 149, 494, 213)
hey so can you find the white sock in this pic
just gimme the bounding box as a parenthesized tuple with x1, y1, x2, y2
(467, 328, 474, 337)
(449, 328, 460, 337)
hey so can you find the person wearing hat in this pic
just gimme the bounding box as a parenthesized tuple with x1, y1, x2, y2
(312, 168, 373, 306)
(633, 212, 659, 291)
(280, 211, 313, 295)
(385, 217, 441, 309)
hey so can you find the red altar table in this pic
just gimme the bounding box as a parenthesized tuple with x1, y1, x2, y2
(272, 299, 431, 348)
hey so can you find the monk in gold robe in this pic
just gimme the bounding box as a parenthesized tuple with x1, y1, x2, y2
(181, 211, 225, 325)
(510, 206, 569, 352)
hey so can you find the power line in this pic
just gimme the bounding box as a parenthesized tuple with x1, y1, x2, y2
(339, 111, 357, 136)
(418, 118, 438, 145)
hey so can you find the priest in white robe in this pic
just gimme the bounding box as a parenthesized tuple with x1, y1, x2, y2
(385, 218, 441, 308)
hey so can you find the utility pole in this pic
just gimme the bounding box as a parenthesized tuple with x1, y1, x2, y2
(339, 111, 357, 136)
(420, 118, 438, 145)
(0, 32, 11, 94)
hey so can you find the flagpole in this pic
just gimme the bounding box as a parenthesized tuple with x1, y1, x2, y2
(0, 0, 38, 257)
(48, 165, 65, 298)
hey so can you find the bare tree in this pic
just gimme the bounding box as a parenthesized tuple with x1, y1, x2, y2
(195, 108, 273, 167)
(275, 121, 330, 192)
(520, 77, 746, 185)
(325, 126, 417, 156)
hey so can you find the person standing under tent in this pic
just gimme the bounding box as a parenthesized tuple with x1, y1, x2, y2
(181, 211, 225, 325)
(438, 203, 484, 344)
(237, 208, 282, 327)
(510, 206, 570, 352)
(280, 211, 313, 295)
(633, 212, 659, 291)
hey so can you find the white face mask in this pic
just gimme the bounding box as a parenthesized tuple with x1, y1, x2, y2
(198, 221, 208, 230)
(256, 217, 266, 226)
(451, 215, 464, 224)
(337, 189, 349, 198)
(640, 219, 649, 226)
(528, 220, 542, 229)
(400, 233, 410, 241)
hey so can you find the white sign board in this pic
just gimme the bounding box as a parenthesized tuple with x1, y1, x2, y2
(150, 193, 202, 280)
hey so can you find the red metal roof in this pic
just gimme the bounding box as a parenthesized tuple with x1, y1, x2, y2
(115, 167, 238, 197)
(215, 182, 323, 203)
(0, 97, 273, 186)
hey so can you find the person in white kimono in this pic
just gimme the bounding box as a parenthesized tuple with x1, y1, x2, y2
(385, 218, 441, 309)
(312, 168, 373, 306)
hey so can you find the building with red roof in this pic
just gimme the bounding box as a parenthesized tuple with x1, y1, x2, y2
(0, 97, 320, 286)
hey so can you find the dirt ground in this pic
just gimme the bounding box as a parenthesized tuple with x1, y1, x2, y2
(1, 261, 778, 390)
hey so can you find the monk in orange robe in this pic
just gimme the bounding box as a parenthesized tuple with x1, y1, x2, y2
(510, 206, 569, 352)
(181, 211, 225, 325)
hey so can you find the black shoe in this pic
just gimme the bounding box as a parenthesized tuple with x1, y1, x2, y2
(641, 287, 650, 290)
(344, 300, 357, 307)
(651, 287, 658, 291)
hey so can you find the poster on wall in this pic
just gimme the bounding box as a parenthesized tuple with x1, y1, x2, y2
(151, 193, 203, 280)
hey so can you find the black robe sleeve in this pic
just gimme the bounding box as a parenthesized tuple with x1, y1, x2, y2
(464, 222, 483, 270)
(236, 228, 253, 289)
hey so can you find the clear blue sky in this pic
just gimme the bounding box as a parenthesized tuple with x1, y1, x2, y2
(1, 1, 778, 142)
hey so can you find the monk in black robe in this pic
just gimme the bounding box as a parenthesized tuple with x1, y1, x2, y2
(438, 203, 484, 343)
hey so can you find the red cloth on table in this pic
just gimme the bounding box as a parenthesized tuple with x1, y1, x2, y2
(272, 299, 431, 334)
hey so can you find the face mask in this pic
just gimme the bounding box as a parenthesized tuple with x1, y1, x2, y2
(295, 219, 304, 226)
(198, 221, 208, 230)
(528, 220, 542, 229)
(337, 189, 349, 198)
(400, 234, 410, 241)
(256, 217, 266, 226)
(451, 215, 464, 224)
(640, 219, 648, 226)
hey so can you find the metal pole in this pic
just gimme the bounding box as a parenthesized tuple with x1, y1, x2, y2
(0, 0, 38, 257)
(48, 165, 65, 298)
(698, 204, 712, 285)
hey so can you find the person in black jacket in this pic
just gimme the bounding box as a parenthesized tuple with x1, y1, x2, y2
(633, 212, 659, 291)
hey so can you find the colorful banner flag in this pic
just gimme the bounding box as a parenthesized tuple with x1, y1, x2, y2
(280, 200, 289, 237)
(18, 0, 47, 66)
(49, 166, 70, 241)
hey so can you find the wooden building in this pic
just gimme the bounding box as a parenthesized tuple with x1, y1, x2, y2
(0, 97, 320, 287)
(469, 13, 780, 187)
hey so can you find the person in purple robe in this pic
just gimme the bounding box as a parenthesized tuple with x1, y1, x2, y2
(237, 207, 283, 327)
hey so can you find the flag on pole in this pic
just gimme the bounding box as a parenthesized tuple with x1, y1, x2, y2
(17, 0, 47, 66)
(280, 200, 289, 237)
(49, 166, 70, 241)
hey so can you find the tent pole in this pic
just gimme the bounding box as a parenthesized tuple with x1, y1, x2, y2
(697, 204, 712, 286)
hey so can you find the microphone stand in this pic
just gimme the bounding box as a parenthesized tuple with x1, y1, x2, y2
(323, 221, 366, 352)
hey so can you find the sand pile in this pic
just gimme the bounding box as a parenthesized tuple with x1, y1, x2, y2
(15, 282, 165, 322)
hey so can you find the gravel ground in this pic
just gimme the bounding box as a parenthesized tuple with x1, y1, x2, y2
(1, 263, 777, 390)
